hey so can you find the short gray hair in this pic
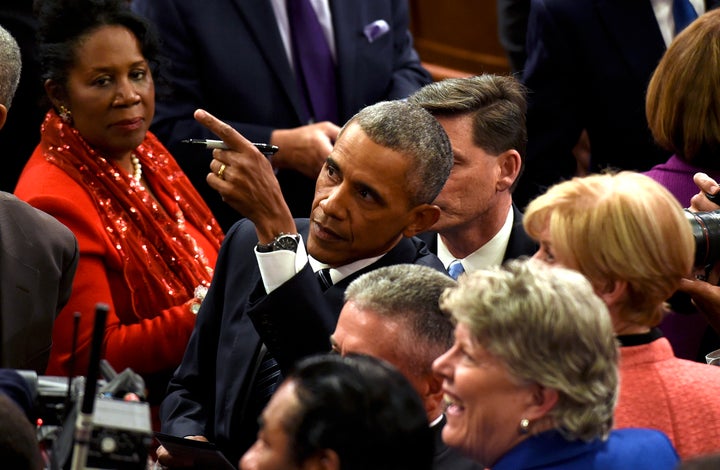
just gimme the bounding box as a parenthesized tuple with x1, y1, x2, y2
(0, 25, 21, 109)
(344, 264, 456, 376)
(441, 259, 619, 441)
(344, 100, 453, 206)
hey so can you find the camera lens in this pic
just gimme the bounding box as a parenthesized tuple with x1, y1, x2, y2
(684, 209, 720, 268)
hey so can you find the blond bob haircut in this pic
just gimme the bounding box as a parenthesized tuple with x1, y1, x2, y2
(524, 172, 694, 327)
(441, 259, 618, 442)
(646, 9, 720, 169)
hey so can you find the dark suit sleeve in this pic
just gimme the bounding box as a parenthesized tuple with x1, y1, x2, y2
(132, 0, 278, 146)
(247, 265, 337, 376)
(57, 233, 79, 314)
(517, 0, 584, 207)
(248, 236, 445, 375)
(384, 0, 432, 98)
(160, 262, 221, 438)
(160, 221, 250, 439)
(497, 0, 531, 74)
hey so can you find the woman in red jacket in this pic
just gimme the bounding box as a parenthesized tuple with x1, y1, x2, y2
(14, 0, 223, 403)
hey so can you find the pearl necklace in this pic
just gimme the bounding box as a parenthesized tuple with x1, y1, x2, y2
(131, 153, 142, 183)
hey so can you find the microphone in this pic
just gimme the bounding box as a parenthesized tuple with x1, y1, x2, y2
(70, 303, 108, 470)
(63, 312, 81, 421)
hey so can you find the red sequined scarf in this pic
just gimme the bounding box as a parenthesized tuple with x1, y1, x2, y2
(40, 110, 224, 319)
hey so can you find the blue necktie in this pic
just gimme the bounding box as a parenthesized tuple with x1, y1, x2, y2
(286, 0, 338, 123)
(673, 0, 698, 35)
(447, 260, 465, 280)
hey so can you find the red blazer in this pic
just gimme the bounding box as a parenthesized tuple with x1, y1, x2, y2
(15, 145, 219, 381)
(615, 337, 720, 459)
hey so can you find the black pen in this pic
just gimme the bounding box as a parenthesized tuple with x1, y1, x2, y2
(181, 139, 279, 156)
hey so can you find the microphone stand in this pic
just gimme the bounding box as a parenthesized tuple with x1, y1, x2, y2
(70, 303, 108, 470)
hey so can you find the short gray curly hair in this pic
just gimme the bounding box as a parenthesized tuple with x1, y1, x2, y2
(0, 25, 21, 109)
(344, 100, 453, 206)
(441, 259, 619, 441)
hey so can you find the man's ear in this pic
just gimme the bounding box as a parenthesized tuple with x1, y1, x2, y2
(302, 449, 340, 470)
(402, 204, 441, 238)
(44, 79, 66, 110)
(0, 104, 7, 131)
(423, 371, 444, 418)
(496, 149, 522, 192)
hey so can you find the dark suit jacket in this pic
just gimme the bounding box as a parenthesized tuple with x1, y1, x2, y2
(516, 0, 720, 207)
(131, 0, 431, 230)
(0, 192, 78, 373)
(160, 218, 443, 462)
(497, 0, 531, 74)
(418, 204, 537, 265)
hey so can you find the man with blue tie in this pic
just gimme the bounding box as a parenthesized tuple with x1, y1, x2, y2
(409, 75, 538, 279)
(156, 100, 453, 467)
(131, 0, 431, 231)
(515, 0, 720, 207)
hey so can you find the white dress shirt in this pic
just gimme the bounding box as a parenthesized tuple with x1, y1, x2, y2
(651, 0, 705, 47)
(256, 234, 382, 293)
(436, 206, 514, 274)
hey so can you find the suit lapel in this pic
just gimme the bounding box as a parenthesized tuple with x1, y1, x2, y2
(594, 0, 666, 84)
(417, 231, 439, 255)
(232, 0, 307, 123)
(329, 0, 360, 121)
(330, 236, 425, 294)
(503, 204, 539, 262)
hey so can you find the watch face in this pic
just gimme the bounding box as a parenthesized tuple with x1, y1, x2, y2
(275, 235, 299, 251)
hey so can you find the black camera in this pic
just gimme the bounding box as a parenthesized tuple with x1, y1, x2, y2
(31, 368, 152, 469)
(31, 305, 152, 469)
(684, 209, 720, 268)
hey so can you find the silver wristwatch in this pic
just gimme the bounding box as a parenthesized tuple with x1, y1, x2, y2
(256, 233, 300, 253)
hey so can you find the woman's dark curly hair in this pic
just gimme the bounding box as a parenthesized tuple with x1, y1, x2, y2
(34, 0, 159, 89)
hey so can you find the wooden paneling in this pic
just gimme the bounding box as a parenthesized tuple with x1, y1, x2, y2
(409, 0, 511, 78)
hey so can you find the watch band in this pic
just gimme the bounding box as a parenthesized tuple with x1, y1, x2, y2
(256, 233, 300, 253)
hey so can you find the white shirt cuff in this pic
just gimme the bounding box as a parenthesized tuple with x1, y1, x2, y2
(255, 234, 308, 293)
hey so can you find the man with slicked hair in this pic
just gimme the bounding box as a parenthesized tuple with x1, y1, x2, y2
(409, 75, 537, 280)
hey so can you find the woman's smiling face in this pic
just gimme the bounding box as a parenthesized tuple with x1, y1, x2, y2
(432, 323, 535, 466)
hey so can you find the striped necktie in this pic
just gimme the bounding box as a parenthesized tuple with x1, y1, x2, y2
(316, 268, 333, 291)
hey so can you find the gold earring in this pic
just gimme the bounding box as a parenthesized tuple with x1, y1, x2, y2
(59, 105, 72, 124)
